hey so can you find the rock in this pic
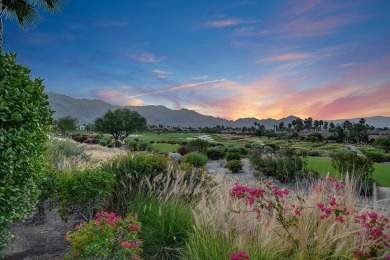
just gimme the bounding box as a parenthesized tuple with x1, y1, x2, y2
(169, 152, 182, 162)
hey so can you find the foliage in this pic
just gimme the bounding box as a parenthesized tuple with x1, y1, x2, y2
(127, 195, 194, 260)
(94, 108, 147, 142)
(227, 146, 248, 156)
(181, 152, 208, 168)
(207, 148, 226, 160)
(57, 169, 115, 221)
(331, 152, 374, 194)
(229, 177, 390, 259)
(0, 52, 52, 252)
(102, 154, 169, 214)
(45, 138, 90, 170)
(123, 137, 152, 151)
(65, 211, 142, 259)
(176, 145, 188, 155)
(249, 149, 306, 182)
(36, 164, 59, 214)
(98, 134, 113, 147)
(226, 152, 242, 161)
(364, 151, 387, 163)
(186, 139, 209, 154)
(56, 116, 78, 135)
(373, 137, 390, 153)
(225, 160, 243, 173)
(306, 132, 323, 142)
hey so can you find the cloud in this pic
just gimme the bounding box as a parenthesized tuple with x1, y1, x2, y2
(128, 53, 166, 63)
(122, 99, 144, 106)
(126, 79, 226, 98)
(233, 27, 270, 36)
(203, 18, 259, 28)
(94, 90, 123, 100)
(191, 75, 209, 80)
(258, 53, 313, 62)
(152, 69, 173, 75)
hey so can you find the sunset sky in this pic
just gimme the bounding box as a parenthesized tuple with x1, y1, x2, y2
(4, 0, 390, 120)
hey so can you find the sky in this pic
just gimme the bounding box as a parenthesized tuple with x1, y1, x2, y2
(4, 0, 390, 120)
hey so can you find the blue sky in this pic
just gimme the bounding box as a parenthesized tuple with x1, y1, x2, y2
(4, 0, 390, 120)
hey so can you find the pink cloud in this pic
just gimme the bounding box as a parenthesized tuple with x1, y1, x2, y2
(258, 53, 313, 62)
(122, 99, 144, 106)
(203, 19, 242, 28)
(152, 69, 173, 75)
(128, 53, 166, 63)
(95, 90, 123, 100)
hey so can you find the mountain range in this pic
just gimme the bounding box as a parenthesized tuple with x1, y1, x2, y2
(47, 93, 390, 128)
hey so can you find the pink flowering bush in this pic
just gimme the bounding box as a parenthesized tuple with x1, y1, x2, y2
(231, 176, 390, 259)
(231, 251, 250, 260)
(65, 211, 142, 259)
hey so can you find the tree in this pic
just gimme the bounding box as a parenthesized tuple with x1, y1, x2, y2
(373, 137, 390, 153)
(0, 52, 52, 252)
(57, 116, 77, 135)
(0, 0, 64, 48)
(94, 108, 147, 143)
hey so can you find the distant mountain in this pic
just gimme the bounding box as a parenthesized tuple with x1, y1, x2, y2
(47, 93, 390, 128)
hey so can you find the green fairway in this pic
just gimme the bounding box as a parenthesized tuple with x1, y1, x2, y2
(152, 143, 179, 153)
(307, 157, 390, 187)
(132, 132, 205, 143)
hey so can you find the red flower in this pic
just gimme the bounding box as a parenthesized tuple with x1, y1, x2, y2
(129, 225, 141, 231)
(231, 251, 249, 260)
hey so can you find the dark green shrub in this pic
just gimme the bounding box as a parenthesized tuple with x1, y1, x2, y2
(226, 152, 241, 161)
(0, 52, 52, 252)
(102, 154, 169, 214)
(124, 138, 138, 150)
(35, 164, 59, 215)
(308, 150, 321, 157)
(207, 148, 226, 160)
(57, 169, 114, 221)
(181, 153, 208, 167)
(137, 141, 152, 151)
(251, 142, 264, 151)
(127, 195, 194, 260)
(227, 147, 240, 153)
(332, 152, 374, 194)
(177, 145, 188, 155)
(249, 149, 306, 182)
(186, 139, 209, 154)
(365, 151, 385, 163)
(306, 132, 323, 142)
(225, 160, 243, 173)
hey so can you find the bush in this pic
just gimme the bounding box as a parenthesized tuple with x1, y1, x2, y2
(207, 148, 226, 160)
(226, 152, 241, 161)
(83, 138, 98, 144)
(65, 211, 142, 259)
(331, 152, 374, 194)
(225, 160, 243, 173)
(177, 145, 188, 155)
(127, 195, 194, 260)
(0, 52, 52, 252)
(45, 138, 91, 170)
(249, 149, 306, 182)
(99, 134, 113, 147)
(102, 154, 169, 214)
(57, 169, 115, 221)
(181, 153, 208, 168)
(365, 151, 385, 163)
(308, 150, 321, 157)
(36, 165, 59, 215)
(251, 142, 264, 151)
(306, 132, 323, 142)
(186, 139, 209, 154)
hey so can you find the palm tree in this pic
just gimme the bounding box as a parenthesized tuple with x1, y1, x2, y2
(0, 0, 63, 48)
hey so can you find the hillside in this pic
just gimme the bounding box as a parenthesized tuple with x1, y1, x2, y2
(47, 93, 390, 128)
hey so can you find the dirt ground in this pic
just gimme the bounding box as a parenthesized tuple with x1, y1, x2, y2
(4, 209, 79, 260)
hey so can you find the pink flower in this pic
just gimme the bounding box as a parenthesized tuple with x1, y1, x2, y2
(129, 225, 141, 231)
(231, 251, 250, 260)
(325, 208, 332, 215)
(294, 209, 301, 216)
(329, 198, 337, 206)
(367, 212, 378, 220)
(335, 216, 344, 223)
(317, 203, 324, 209)
(121, 241, 138, 248)
(134, 213, 138, 218)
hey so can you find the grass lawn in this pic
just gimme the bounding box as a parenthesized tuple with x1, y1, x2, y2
(152, 143, 179, 153)
(132, 132, 205, 143)
(307, 157, 390, 187)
